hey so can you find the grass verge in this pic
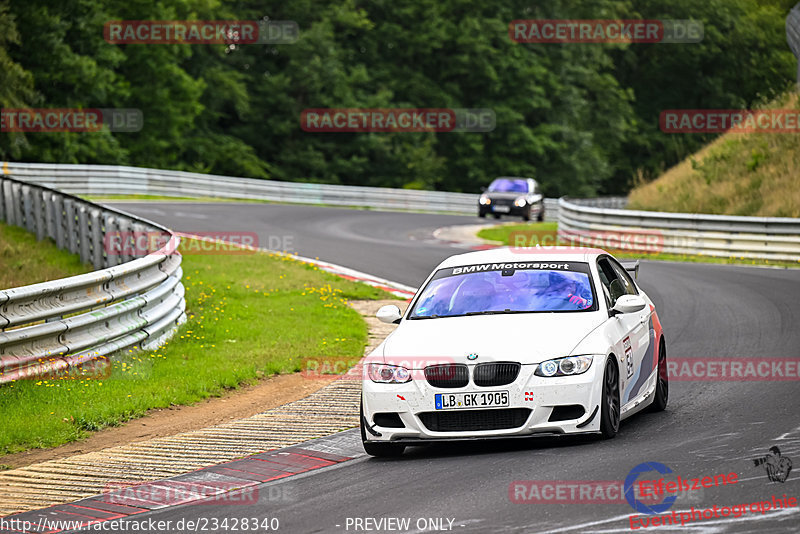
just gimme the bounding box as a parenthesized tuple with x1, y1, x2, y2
(0, 222, 91, 288)
(477, 222, 800, 268)
(0, 241, 394, 455)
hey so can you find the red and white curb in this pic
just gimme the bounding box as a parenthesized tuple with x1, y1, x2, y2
(291, 253, 416, 300)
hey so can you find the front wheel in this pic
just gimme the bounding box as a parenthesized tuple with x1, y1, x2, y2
(493, 213, 501, 219)
(361, 400, 405, 457)
(599, 358, 620, 439)
(478, 210, 486, 218)
(521, 207, 531, 221)
(537, 207, 545, 222)
(648, 339, 668, 412)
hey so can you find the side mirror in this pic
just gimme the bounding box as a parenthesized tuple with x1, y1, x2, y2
(376, 305, 402, 324)
(611, 294, 647, 315)
(622, 260, 640, 280)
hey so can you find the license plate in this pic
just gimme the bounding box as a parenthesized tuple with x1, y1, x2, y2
(492, 205, 511, 213)
(435, 391, 509, 410)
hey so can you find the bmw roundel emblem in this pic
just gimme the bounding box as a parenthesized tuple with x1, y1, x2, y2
(467, 353, 479, 361)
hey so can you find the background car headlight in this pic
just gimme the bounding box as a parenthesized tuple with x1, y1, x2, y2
(535, 356, 593, 377)
(479, 195, 491, 205)
(514, 197, 527, 207)
(367, 363, 412, 384)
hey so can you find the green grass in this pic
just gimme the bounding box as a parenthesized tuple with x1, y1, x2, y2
(0, 243, 393, 455)
(0, 222, 91, 289)
(477, 222, 800, 269)
(478, 222, 558, 245)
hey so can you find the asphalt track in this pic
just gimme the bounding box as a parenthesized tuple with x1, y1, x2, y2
(98, 202, 800, 533)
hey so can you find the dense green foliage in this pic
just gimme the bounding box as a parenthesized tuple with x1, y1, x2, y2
(0, 0, 795, 196)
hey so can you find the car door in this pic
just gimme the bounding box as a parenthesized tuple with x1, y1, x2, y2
(596, 258, 650, 407)
(607, 258, 656, 406)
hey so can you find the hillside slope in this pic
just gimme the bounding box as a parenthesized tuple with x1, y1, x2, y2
(627, 92, 800, 217)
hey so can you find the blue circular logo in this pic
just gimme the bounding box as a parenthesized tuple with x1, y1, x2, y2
(467, 353, 478, 360)
(624, 462, 677, 515)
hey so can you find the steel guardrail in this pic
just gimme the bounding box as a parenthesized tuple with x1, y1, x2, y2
(0, 175, 186, 383)
(558, 197, 800, 261)
(0, 161, 562, 220)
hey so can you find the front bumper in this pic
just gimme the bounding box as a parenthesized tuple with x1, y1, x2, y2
(479, 202, 542, 217)
(362, 359, 604, 443)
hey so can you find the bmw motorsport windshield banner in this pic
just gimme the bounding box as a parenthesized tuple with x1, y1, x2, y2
(433, 261, 591, 280)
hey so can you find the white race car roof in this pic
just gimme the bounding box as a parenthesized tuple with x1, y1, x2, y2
(436, 246, 609, 269)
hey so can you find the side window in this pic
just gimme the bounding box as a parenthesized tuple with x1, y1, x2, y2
(608, 259, 638, 296)
(597, 259, 624, 307)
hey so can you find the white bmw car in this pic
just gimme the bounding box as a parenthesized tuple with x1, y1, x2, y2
(360, 247, 668, 457)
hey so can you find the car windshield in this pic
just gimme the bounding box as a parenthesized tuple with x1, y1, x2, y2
(409, 263, 596, 319)
(488, 178, 528, 193)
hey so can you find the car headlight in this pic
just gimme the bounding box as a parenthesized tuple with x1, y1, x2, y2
(514, 197, 527, 207)
(535, 356, 593, 377)
(367, 363, 412, 384)
(479, 195, 491, 205)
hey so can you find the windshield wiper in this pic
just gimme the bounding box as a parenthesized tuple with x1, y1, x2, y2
(411, 310, 528, 319)
(464, 309, 519, 316)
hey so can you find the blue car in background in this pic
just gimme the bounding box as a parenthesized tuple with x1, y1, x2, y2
(478, 177, 545, 221)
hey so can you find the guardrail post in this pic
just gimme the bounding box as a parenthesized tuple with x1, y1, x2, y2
(117, 216, 133, 263)
(104, 213, 122, 266)
(33, 189, 46, 240)
(2, 181, 12, 224)
(90, 208, 104, 269)
(77, 204, 91, 264)
(44, 192, 57, 242)
(53, 194, 66, 249)
(63, 198, 79, 254)
(130, 221, 148, 258)
(22, 185, 34, 233)
(10, 182, 22, 226)
(0, 178, 5, 223)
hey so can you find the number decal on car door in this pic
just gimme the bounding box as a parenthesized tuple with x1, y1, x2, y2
(623, 336, 634, 378)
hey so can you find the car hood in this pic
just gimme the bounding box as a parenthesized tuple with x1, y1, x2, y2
(378, 313, 606, 366)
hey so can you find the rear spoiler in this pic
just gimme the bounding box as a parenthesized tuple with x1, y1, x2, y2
(621, 260, 640, 280)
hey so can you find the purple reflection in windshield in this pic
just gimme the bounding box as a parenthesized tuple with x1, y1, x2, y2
(410, 270, 593, 318)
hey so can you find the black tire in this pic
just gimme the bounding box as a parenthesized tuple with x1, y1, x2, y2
(537, 207, 545, 222)
(648, 339, 668, 412)
(478, 210, 486, 218)
(493, 213, 501, 219)
(522, 207, 531, 221)
(599, 357, 620, 439)
(360, 400, 405, 457)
